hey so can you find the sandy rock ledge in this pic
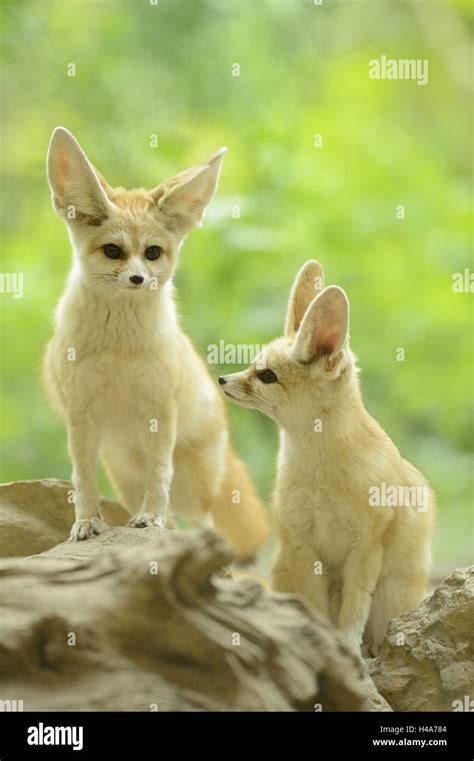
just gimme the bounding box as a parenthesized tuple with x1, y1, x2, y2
(0, 525, 381, 711)
(2, 479, 470, 712)
(369, 567, 474, 711)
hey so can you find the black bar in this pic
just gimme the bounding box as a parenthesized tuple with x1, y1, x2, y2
(0, 711, 472, 759)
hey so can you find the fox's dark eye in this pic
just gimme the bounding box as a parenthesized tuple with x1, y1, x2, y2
(145, 246, 162, 260)
(257, 369, 278, 384)
(103, 244, 123, 259)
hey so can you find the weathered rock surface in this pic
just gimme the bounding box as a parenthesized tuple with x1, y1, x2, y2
(0, 527, 378, 711)
(36, 525, 233, 581)
(5, 479, 471, 712)
(0, 479, 130, 557)
(369, 567, 474, 711)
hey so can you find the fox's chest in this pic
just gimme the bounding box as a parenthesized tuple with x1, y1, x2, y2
(52, 345, 172, 418)
(277, 475, 359, 569)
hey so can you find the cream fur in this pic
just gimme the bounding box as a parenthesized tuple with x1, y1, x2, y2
(220, 260, 435, 653)
(43, 127, 269, 557)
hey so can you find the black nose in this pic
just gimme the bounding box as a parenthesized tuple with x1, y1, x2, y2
(130, 275, 144, 285)
(218, 376, 227, 385)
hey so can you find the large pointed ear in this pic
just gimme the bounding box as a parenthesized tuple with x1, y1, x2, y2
(285, 260, 324, 336)
(292, 286, 349, 365)
(47, 127, 113, 223)
(150, 147, 227, 237)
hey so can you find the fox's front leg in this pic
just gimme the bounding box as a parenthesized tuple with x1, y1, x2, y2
(128, 404, 177, 530)
(67, 413, 108, 541)
(278, 543, 331, 620)
(338, 543, 383, 651)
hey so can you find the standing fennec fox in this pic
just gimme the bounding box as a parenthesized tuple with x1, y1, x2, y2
(43, 127, 268, 557)
(219, 260, 435, 653)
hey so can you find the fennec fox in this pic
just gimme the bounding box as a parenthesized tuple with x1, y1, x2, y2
(219, 260, 435, 653)
(43, 127, 268, 557)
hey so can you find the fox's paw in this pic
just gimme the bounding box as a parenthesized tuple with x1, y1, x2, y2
(128, 512, 165, 529)
(69, 517, 108, 542)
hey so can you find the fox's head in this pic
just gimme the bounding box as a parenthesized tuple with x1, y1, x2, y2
(218, 261, 357, 428)
(47, 127, 226, 296)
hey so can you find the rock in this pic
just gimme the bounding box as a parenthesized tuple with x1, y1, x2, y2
(0, 526, 380, 712)
(359, 663, 393, 712)
(369, 567, 474, 711)
(36, 525, 232, 580)
(0, 479, 387, 711)
(0, 479, 130, 557)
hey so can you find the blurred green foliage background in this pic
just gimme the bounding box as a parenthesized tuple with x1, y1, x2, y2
(0, 0, 472, 568)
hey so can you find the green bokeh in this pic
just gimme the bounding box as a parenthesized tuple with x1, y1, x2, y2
(0, 0, 472, 566)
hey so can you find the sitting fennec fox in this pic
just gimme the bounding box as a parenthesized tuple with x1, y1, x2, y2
(219, 261, 435, 653)
(43, 127, 269, 557)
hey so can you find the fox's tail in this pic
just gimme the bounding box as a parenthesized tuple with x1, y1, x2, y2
(209, 445, 270, 560)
